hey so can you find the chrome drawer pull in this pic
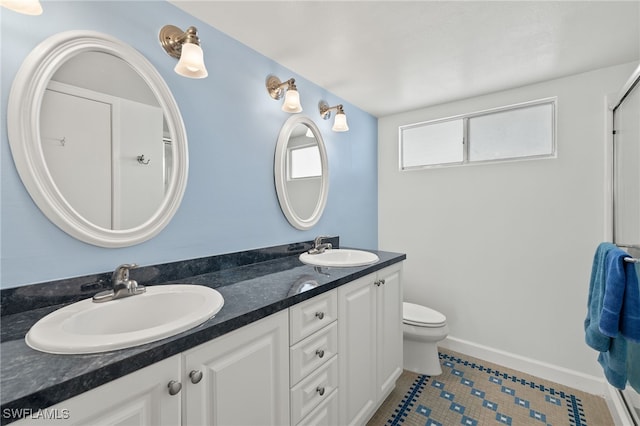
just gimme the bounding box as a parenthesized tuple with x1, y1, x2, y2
(316, 386, 325, 396)
(315, 311, 325, 320)
(316, 349, 325, 358)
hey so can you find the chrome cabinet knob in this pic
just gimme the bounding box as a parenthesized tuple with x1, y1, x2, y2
(315, 311, 325, 320)
(189, 370, 203, 384)
(167, 380, 182, 396)
(374, 280, 381, 286)
(316, 349, 325, 358)
(316, 386, 326, 396)
(380, 279, 386, 285)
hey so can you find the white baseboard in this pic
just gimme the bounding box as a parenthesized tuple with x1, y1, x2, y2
(439, 336, 607, 396)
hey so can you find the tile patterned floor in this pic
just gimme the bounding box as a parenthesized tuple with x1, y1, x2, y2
(368, 349, 614, 426)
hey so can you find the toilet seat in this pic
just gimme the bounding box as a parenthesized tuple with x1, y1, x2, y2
(403, 302, 446, 327)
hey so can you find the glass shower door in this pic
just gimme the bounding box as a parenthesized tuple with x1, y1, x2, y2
(613, 67, 640, 425)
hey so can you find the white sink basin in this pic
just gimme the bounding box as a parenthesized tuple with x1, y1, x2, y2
(26, 284, 224, 354)
(299, 249, 379, 267)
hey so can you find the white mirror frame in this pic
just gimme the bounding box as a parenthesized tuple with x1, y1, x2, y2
(274, 115, 329, 230)
(7, 30, 189, 247)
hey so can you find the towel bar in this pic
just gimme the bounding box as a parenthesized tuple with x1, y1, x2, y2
(624, 257, 640, 263)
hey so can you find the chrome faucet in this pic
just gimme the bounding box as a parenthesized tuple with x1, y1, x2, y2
(308, 236, 333, 255)
(93, 264, 146, 303)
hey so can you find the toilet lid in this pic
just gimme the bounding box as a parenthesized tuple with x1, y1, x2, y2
(403, 302, 446, 326)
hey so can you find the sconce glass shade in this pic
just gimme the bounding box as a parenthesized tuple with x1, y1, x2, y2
(174, 42, 208, 79)
(332, 112, 349, 132)
(0, 0, 42, 15)
(282, 89, 302, 113)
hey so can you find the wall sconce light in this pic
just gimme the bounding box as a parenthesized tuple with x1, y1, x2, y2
(266, 75, 302, 113)
(159, 25, 208, 79)
(0, 0, 43, 15)
(319, 101, 349, 132)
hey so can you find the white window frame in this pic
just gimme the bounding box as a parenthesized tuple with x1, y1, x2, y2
(399, 97, 557, 171)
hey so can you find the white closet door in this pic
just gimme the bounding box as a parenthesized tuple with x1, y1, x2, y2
(40, 89, 112, 228)
(112, 99, 164, 229)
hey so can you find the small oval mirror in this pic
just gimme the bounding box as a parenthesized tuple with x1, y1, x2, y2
(274, 115, 329, 230)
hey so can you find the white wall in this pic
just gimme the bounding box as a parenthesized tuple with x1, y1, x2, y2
(378, 62, 638, 384)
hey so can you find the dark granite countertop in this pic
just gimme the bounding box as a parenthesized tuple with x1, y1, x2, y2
(0, 243, 405, 424)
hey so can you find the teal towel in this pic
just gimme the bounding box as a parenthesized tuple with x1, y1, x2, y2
(585, 243, 640, 390)
(628, 339, 640, 393)
(585, 243, 617, 351)
(600, 248, 640, 342)
(598, 336, 628, 389)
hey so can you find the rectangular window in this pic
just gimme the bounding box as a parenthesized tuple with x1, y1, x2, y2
(399, 98, 556, 170)
(400, 119, 463, 167)
(289, 145, 321, 179)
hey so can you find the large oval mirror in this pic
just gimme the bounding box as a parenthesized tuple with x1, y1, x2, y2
(274, 115, 329, 230)
(7, 31, 188, 247)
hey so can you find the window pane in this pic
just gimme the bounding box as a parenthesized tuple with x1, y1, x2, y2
(400, 119, 463, 168)
(468, 102, 554, 162)
(289, 145, 321, 179)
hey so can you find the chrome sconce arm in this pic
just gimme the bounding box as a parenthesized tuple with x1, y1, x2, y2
(159, 25, 208, 79)
(319, 101, 349, 132)
(266, 75, 303, 113)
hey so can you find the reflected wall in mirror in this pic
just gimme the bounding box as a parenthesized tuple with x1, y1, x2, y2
(7, 31, 188, 247)
(274, 115, 328, 230)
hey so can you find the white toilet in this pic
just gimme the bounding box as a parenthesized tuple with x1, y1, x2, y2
(402, 302, 449, 376)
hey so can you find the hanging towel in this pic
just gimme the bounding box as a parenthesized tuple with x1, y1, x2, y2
(628, 339, 640, 393)
(598, 335, 628, 389)
(585, 244, 640, 390)
(628, 264, 640, 393)
(599, 247, 640, 342)
(585, 242, 617, 351)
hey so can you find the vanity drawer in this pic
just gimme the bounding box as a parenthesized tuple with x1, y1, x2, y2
(290, 321, 338, 386)
(290, 356, 338, 425)
(296, 388, 338, 426)
(289, 290, 337, 345)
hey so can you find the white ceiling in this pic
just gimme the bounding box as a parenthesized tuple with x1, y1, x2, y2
(169, 1, 640, 117)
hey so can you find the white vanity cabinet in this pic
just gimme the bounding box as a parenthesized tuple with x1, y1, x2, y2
(10, 261, 404, 426)
(11, 355, 182, 426)
(182, 310, 290, 426)
(12, 313, 289, 426)
(288, 290, 339, 426)
(338, 263, 403, 426)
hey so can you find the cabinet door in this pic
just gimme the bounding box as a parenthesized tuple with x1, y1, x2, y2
(338, 274, 377, 426)
(376, 264, 403, 400)
(183, 311, 289, 426)
(11, 355, 181, 426)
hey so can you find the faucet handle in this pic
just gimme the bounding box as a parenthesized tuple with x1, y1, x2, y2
(314, 235, 330, 246)
(112, 263, 138, 282)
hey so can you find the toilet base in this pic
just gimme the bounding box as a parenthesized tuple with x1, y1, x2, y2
(403, 339, 443, 376)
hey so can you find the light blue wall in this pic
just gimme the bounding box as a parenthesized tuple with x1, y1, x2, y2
(0, 1, 378, 288)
